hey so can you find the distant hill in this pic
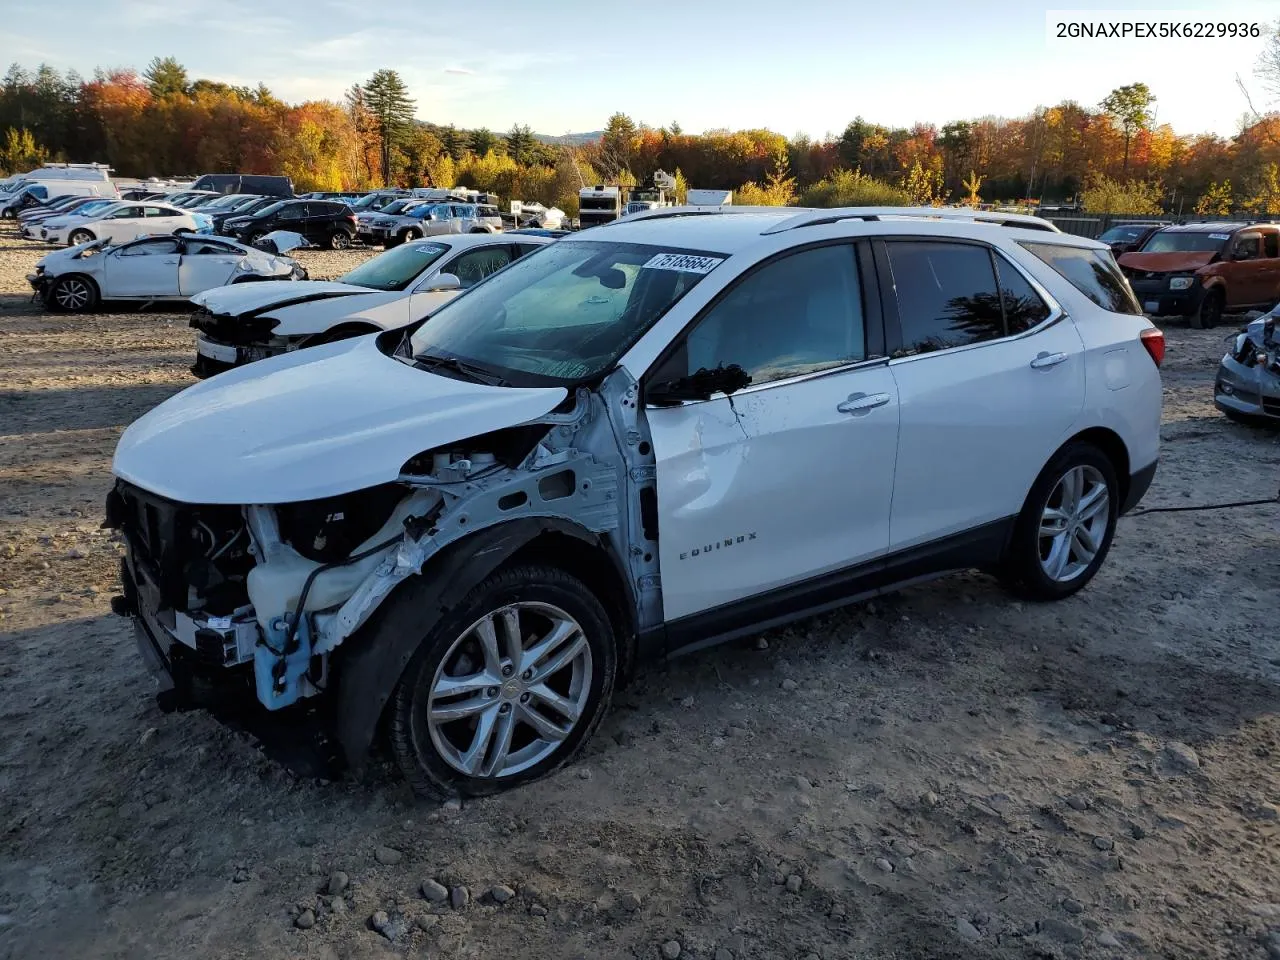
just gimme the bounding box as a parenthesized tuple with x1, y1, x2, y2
(534, 131, 603, 146)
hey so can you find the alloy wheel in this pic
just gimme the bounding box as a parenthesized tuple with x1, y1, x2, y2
(54, 278, 91, 310)
(1037, 465, 1110, 582)
(426, 601, 593, 779)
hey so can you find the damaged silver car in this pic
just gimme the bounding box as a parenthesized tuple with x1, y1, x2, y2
(1215, 304, 1280, 423)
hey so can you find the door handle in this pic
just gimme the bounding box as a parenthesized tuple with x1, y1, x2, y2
(837, 392, 891, 414)
(1030, 351, 1068, 369)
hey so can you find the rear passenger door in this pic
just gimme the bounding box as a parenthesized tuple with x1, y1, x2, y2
(878, 238, 1085, 550)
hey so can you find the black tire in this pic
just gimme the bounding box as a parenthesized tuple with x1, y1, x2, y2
(1192, 288, 1224, 329)
(1001, 442, 1119, 602)
(389, 564, 617, 799)
(1, 208, 14, 220)
(249, 232, 268, 246)
(47, 274, 100, 313)
(328, 230, 352, 250)
(67, 229, 95, 247)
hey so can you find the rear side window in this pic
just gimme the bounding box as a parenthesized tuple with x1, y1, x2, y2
(884, 241, 1003, 353)
(1020, 242, 1142, 316)
(1266, 233, 1279, 258)
(993, 254, 1051, 334)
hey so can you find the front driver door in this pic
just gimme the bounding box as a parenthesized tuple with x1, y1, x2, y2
(645, 242, 899, 624)
(102, 237, 182, 297)
(178, 238, 244, 295)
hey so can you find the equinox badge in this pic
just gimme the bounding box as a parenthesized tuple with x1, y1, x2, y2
(679, 533, 757, 560)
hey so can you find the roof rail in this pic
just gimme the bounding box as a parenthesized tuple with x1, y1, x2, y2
(759, 206, 1060, 234)
(611, 204, 1060, 233)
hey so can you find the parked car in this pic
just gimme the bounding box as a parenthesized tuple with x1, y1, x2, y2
(1118, 222, 1280, 328)
(0, 179, 117, 214)
(298, 191, 366, 202)
(366, 201, 497, 247)
(16, 194, 91, 224)
(206, 195, 276, 233)
(1213, 305, 1280, 423)
(106, 205, 1161, 797)
(354, 198, 423, 243)
(350, 191, 411, 212)
(189, 174, 294, 198)
(189, 233, 552, 377)
(40, 201, 203, 246)
(28, 233, 303, 312)
(223, 199, 358, 249)
(508, 227, 572, 239)
(1097, 222, 1161, 256)
(22, 198, 120, 239)
(165, 190, 222, 209)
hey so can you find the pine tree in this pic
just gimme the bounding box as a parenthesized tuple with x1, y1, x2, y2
(505, 124, 538, 165)
(359, 69, 416, 185)
(143, 57, 189, 98)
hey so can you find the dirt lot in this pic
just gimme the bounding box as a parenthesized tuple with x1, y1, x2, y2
(1, 224, 1279, 960)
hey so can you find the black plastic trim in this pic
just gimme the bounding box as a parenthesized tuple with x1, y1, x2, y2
(1121, 459, 1158, 514)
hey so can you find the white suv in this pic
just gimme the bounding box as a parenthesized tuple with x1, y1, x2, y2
(106, 206, 1163, 798)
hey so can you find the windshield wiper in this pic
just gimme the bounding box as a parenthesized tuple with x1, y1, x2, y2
(412, 353, 509, 386)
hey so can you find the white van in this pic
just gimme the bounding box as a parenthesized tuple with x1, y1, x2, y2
(0, 163, 114, 195)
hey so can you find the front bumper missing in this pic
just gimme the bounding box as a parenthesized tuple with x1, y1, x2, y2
(192, 334, 284, 378)
(1215, 354, 1280, 419)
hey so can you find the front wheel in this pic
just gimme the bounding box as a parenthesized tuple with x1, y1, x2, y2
(47, 274, 100, 312)
(389, 564, 617, 799)
(1001, 442, 1118, 602)
(67, 229, 95, 247)
(1191, 288, 1224, 329)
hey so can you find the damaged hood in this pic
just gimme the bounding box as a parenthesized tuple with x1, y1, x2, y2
(259, 290, 408, 336)
(1118, 251, 1216, 273)
(112, 335, 568, 504)
(35, 238, 109, 267)
(191, 280, 369, 316)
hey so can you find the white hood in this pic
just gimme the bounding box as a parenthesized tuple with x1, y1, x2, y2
(192, 280, 369, 315)
(112, 335, 567, 504)
(35, 239, 109, 268)
(263, 289, 406, 336)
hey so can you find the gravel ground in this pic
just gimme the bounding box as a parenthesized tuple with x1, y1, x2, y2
(1, 224, 1279, 960)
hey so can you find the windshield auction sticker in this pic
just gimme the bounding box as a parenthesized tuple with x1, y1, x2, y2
(643, 253, 724, 274)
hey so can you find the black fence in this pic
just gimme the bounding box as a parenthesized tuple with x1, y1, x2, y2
(1037, 211, 1280, 240)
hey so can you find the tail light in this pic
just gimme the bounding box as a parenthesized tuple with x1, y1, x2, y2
(1140, 327, 1165, 367)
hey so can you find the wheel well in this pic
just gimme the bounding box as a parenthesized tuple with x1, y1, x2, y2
(504, 532, 638, 680)
(54, 272, 99, 292)
(1058, 427, 1131, 504)
(313, 321, 380, 344)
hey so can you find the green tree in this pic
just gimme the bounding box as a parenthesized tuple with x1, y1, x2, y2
(1194, 180, 1233, 215)
(470, 127, 499, 155)
(360, 69, 416, 185)
(440, 124, 470, 161)
(1099, 82, 1156, 175)
(504, 124, 538, 165)
(600, 111, 638, 177)
(143, 57, 188, 98)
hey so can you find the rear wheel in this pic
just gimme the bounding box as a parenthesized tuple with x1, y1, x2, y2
(1001, 442, 1118, 602)
(1192, 288, 1224, 329)
(328, 230, 352, 250)
(47, 274, 99, 312)
(389, 564, 617, 799)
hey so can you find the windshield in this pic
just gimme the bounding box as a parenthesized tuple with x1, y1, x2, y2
(350, 194, 381, 209)
(80, 201, 124, 219)
(251, 201, 285, 218)
(408, 204, 442, 220)
(340, 241, 449, 291)
(376, 199, 413, 215)
(408, 240, 724, 386)
(1140, 230, 1228, 253)
(1099, 225, 1151, 243)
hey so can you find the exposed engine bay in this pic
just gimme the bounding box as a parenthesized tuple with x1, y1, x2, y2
(106, 369, 661, 751)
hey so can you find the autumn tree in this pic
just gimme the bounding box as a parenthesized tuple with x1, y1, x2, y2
(0, 127, 47, 173)
(1195, 180, 1233, 215)
(143, 57, 189, 98)
(961, 170, 983, 206)
(359, 69, 416, 185)
(1079, 176, 1163, 214)
(1100, 83, 1156, 175)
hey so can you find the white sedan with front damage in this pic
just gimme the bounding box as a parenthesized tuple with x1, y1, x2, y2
(29, 233, 304, 312)
(190, 232, 553, 378)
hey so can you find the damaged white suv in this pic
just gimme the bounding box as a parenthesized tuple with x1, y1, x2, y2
(107, 206, 1163, 798)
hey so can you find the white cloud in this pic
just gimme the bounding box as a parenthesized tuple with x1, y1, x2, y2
(443, 66, 475, 76)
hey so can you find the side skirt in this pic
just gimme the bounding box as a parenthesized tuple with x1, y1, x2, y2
(647, 517, 1014, 661)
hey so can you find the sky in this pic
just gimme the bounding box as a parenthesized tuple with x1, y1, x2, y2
(1, 0, 1277, 139)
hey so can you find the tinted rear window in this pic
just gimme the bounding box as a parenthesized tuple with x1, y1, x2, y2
(1020, 242, 1142, 316)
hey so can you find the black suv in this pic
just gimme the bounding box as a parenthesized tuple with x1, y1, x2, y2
(222, 199, 358, 249)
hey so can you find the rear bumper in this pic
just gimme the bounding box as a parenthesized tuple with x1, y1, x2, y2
(1121, 459, 1158, 514)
